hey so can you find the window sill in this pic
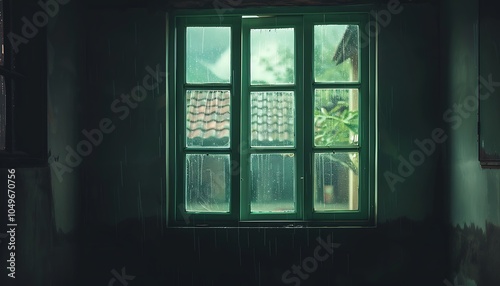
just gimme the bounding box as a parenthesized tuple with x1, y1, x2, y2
(168, 220, 376, 228)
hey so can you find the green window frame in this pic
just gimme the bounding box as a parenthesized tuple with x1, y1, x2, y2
(168, 7, 376, 227)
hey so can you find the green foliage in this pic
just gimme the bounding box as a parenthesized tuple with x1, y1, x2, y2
(243, 25, 362, 174)
(314, 89, 359, 174)
(314, 88, 358, 142)
(314, 104, 359, 146)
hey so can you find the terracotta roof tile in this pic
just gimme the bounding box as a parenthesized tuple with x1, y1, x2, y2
(250, 91, 295, 145)
(186, 90, 230, 146)
(186, 90, 295, 147)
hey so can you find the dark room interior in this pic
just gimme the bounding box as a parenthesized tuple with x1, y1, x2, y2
(0, 0, 500, 285)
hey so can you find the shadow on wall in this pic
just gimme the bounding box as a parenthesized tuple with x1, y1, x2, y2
(450, 222, 500, 286)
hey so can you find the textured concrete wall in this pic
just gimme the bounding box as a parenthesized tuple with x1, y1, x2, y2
(0, 1, 455, 285)
(76, 3, 447, 286)
(441, 0, 500, 284)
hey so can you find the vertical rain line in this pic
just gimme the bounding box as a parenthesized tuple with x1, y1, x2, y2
(347, 253, 350, 273)
(263, 228, 266, 246)
(138, 181, 145, 242)
(275, 237, 277, 256)
(307, 228, 310, 247)
(120, 161, 124, 187)
(159, 123, 162, 158)
(498, 174, 500, 223)
(258, 262, 261, 286)
(237, 224, 241, 249)
(114, 186, 118, 237)
(198, 237, 201, 262)
(100, 184, 104, 209)
(134, 21, 138, 46)
(193, 227, 196, 250)
(160, 176, 164, 236)
(124, 145, 128, 165)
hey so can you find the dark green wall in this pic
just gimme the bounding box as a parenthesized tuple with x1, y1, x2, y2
(1, 0, 82, 285)
(441, 0, 500, 285)
(74, 3, 447, 286)
(1, 1, 475, 285)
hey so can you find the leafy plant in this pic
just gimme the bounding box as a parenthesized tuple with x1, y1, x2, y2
(314, 89, 359, 175)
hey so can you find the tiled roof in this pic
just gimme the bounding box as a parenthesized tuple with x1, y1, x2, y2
(186, 90, 295, 146)
(186, 90, 230, 146)
(333, 25, 358, 65)
(250, 91, 294, 145)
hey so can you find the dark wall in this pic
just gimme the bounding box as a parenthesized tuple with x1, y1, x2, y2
(1, 0, 82, 285)
(0, 1, 459, 286)
(46, 0, 86, 284)
(479, 0, 500, 163)
(441, 0, 500, 285)
(0, 0, 47, 166)
(75, 3, 448, 286)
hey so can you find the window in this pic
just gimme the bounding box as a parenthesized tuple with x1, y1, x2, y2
(168, 8, 376, 226)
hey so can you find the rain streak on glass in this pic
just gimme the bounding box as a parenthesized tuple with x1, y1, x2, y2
(314, 89, 359, 147)
(314, 25, 359, 82)
(250, 28, 295, 85)
(186, 27, 231, 83)
(185, 154, 231, 213)
(314, 152, 359, 211)
(250, 153, 296, 213)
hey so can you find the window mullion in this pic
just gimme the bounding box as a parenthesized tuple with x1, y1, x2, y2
(303, 16, 314, 220)
(230, 19, 242, 222)
(239, 19, 251, 220)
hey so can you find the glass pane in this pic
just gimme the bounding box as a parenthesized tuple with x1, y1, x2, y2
(250, 91, 295, 147)
(250, 28, 294, 85)
(314, 25, 359, 82)
(185, 154, 230, 213)
(314, 89, 359, 147)
(186, 27, 231, 83)
(314, 152, 359, 211)
(0, 76, 5, 150)
(250, 153, 295, 213)
(186, 90, 230, 148)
